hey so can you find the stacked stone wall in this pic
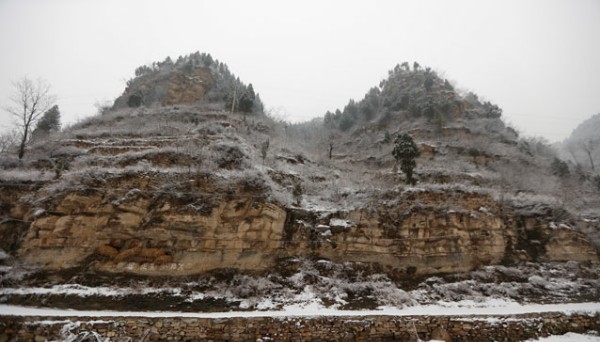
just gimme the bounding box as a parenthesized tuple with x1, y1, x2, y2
(1, 312, 598, 341)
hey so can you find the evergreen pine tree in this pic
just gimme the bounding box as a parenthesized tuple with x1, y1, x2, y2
(35, 105, 61, 133)
(392, 133, 420, 185)
(551, 158, 570, 178)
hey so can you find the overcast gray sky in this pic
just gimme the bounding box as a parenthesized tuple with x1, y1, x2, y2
(1, 0, 599, 142)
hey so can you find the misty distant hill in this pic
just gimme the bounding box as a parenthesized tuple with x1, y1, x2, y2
(567, 113, 600, 144)
(559, 113, 600, 172)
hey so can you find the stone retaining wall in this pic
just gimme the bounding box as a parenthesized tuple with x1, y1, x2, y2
(1, 312, 599, 341)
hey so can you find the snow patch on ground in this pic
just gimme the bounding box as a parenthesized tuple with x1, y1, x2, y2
(1, 301, 599, 318)
(329, 218, 352, 228)
(2, 261, 598, 314)
(525, 332, 600, 341)
(0, 284, 181, 297)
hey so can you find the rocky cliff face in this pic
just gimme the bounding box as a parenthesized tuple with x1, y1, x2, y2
(283, 191, 506, 276)
(10, 172, 596, 279)
(113, 67, 214, 109)
(16, 172, 284, 275)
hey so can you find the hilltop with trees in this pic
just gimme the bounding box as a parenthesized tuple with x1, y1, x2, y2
(113, 51, 263, 114)
(323, 62, 501, 133)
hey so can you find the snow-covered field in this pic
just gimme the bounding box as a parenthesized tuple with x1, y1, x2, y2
(1, 301, 599, 318)
(1, 260, 598, 313)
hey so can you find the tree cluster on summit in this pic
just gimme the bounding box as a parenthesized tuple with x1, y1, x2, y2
(124, 51, 263, 114)
(323, 62, 502, 132)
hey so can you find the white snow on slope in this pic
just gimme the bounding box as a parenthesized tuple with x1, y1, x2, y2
(0, 301, 599, 319)
(525, 333, 600, 341)
(0, 284, 181, 297)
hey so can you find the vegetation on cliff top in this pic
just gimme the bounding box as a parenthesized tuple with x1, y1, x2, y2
(323, 62, 502, 133)
(114, 51, 264, 114)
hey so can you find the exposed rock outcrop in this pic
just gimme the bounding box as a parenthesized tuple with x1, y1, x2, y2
(10, 174, 596, 278)
(113, 67, 214, 109)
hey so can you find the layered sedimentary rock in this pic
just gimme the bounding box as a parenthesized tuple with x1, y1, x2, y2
(8, 173, 596, 278)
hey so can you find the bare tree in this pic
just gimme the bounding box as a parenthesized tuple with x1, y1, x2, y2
(260, 138, 269, 163)
(0, 129, 19, 153)
(4, 77, 56, 159)
(566, 139, 598, 172)
(328, 141, 334, 160)
(580, 140, 596, 171)
(325, 132, 340, 160)
(565, 143, 581, 167)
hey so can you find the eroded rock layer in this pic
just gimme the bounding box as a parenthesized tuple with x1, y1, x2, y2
(6, 172, 596, 278)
